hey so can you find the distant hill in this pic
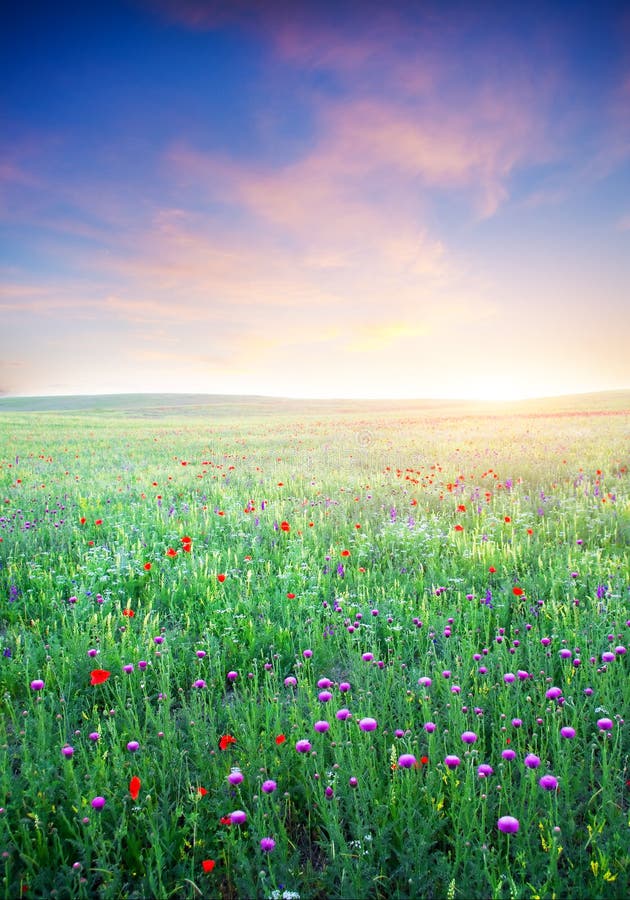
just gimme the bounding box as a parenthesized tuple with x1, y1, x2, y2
(0, 390, 628, 418)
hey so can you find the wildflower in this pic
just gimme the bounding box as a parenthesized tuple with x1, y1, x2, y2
(597, 717, 613, 731)
(336, 708, 351, 720)
(325, 786, 334, 798)
(275, 734, 286, 745)
(202, 859, 215, 873)
(129, 777, 141, 801)
(539, 774, 558, 791)
(122, 608, 134, 618)
(502, 749, 516, 761)
(512, 587, 524, 596)
(477, 764, 494, 778)
(444, 755, 461, 769)
(318, 691, 332, 702)
(546, 687, 562, 700)
(30, 679, 44, 691)
(339, 681, 351, 692)
(349, 776, 358, 787)
(560, 726, 575, 739)
(296, 740, 312, 753)
(143, 562, 151, 571)
(454, 524, 464, 532)
(193, 679, 206, 689)
(398, 754, 417, 769)
(341, 549, 351, 557)
(90, 669, 111, 686)
(497, 816, 519, 833)
(361, 652, 374, 662)
(229, 810, 247, 825)
(61, 746, 74, 758)
(260, 837, 276, 852)
(358, 717, 377, 732)
(524, 754, 541, 769)
(314, 720, 330, 733)
(228, 770, 244, 786)
(217, 573, 226, 583)
(262, 779, 277, 794)
(284, 676, 297, 687)
(461, 731, 477, 744)
(280, 521, 290, 532)
(166, 548, 177, 558)
(126, 741, 140, 753)
(88, 732, 100, 741)
(227, 671, 238, 682)
(197, 787, 208, 797)
(123, 664, 134, 673)
(91, 797, 106, 810)
(424, 722, 436, 733)
(219, 734, 237, 750)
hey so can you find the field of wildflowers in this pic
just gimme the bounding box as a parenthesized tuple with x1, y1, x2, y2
(0, 395, 628, 899)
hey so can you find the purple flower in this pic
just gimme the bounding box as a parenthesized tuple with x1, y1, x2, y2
(196, 650, 206, 659)
(137, 660, 147, 670)
(524, 753, 541, 769)
(601, 652, 615, 663)
(560, 726, 575, 739)
(123, 664, 134, 674)
(229, 810, 247, 825)
(461, 731, 477, 744)
(126, 741, 140, 753)
(539, 774, 558, 791)
(318, 691, 332, 703)
(91, 796, 106, 810)
(88, 732, 100, 742)
(597, 717, 613, 731)
(296, 739, 312, 753)
(497, 816, 519, 833)
(398, 754, 417, 769)
(358, 717, 377, 732)
(30, 679, 44, 691)
(314, 720, 330, 733)
(260, 837, 276, 852)
(511, 718, 522, 728)
(503, 673, 515, 684)
(418, 676, 432, 687)
(502, 749, 516, 761)
(227, 670, 238, 681)
(349, 776, 358, 787)
(546, 687, 562, 700)
(193, 679, 206, 689)
(477, 764, 494, 778)
(302, 649, 313, 658)
(61, 746, 74, 758)
(317, 677, 333, 688)
(339, 681, 351, 692)
(336, 708, 351, 720)
(228, 770, 243, 786)
(444, 755, 461, 769)
(284, 676, 297, 687)
(424, 722, 436, 733)
(261, 779, 277, 794)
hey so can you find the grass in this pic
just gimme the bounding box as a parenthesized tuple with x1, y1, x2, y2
(0, 393, 628, 899)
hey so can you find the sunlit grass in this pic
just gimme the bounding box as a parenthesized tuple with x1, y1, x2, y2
(0, 395, 628, 899)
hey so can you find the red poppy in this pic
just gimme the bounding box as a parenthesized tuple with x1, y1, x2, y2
(489, 566, 496, 573)
(80, 517, 86, 525)
(280, 521, 290, 532)
(217, 573, 226, 583)
(95, 519, 103, 526)
(219, 734, 236, 751)
(457, 504, 466, 512)
(143, 562, 151, 571)
(527, 528, 533, 535)
(202, 859, 215, 873)
(182, 543, 192, 552)
(341, 549, 351, 557)
(504, 516, 511, 523)
(122, 608, 135, 617)
(512, 587, 524, 596)
(166, 547, 178, 558)
(454, 524, 464, 532)
(275, 734, 286, 745)
(219, 816, 232, 826)
(181, 536, 192, 545)
(287, 593, 295, 599)
(197, 786, 208, 797)
(90, 669, 111, 685)
(129, 776, 141, 801)
(420, 756, 429, 765)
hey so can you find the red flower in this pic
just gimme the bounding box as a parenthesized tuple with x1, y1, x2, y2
(129, 776, 141, 801)
(457, 504, 466, 512)
(280, 521, 290, 532)
(166, 547, 178, 558)
(504, 516, 511, 523)
(341, 549, 351, 557)
(420, 756, 429, 765)
(219, 816, 232, 825)
(182, 543, 192, 552)
(197, 786, 208, 797)
(90, 669, 111, 685)
(217, 573, 226, 583)
(219, 734, 236, 751)
(527, 528, 533, 535)
(202, 859, 215, 873)
(181, 536, 192, 545)
(122, 608, 135, 617)
(275, 734, 286, 745)
(512, 587, 524, 596)
(454, 524, 464, 532)
(287, 592, 295, 599)
(95, 519, 103, 526)
(489, 566, 496, 573)
(143, 562, 151, 571)
(80, 517, 86, 525)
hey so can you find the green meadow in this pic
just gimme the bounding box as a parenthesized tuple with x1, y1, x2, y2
(0, 392, 628, 900)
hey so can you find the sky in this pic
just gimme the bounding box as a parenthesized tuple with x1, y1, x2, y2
(1, 0, 629, 401)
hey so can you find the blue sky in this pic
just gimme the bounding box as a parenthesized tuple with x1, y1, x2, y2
(1, 0, 629, 399)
